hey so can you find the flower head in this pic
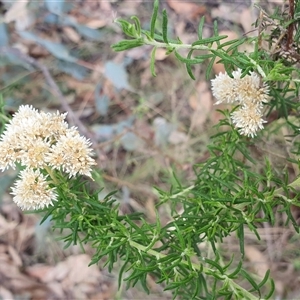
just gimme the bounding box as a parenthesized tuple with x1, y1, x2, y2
(0, 139, 21, 171)
(211, 72, 237, 104)
(11, 168, 57, 210)
(19, 138, 51, 168)
(231, 104, 267, 137)
(211, 68, 270, 137)
(0, 105, 96, 173)
(46, 128, 96, 178)
(0, 105, 97, 210)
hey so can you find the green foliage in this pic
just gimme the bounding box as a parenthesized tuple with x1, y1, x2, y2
(111, 1, 300, 298)
(2, 0, 300, 299)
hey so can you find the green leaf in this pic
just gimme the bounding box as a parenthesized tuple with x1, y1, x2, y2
(237, 224, 244, 258)
(218, 38, 244, 49)
(240, 269, 259, 292)
(150, 47, 157, 77)
(131, 16, 141, 37)
(174, 50, 204, 64)
(206, 56, 216, 80)
(265, 278, 275, 299)
(150, 0, 159, 39)
(236, 143, 255, 164)
(227, 260, 242, 278)
(225, 38, 247, 53)
(185, 50, 196, 80)
(162, 9, 169, 44)
(194, 54, 214, 60)
(115, 19, 138, 38)
(257, 269, 270, 289)
(204, 258, 224, 275)
(192, 35, 228, 46)
(213, 20, 221, 47)
(210, 50, 234, 64)
(236, 55, 251, 65)
(111, 39, 144, 52)
(197, 16, 205, 40)
(118, 259, 129, 289)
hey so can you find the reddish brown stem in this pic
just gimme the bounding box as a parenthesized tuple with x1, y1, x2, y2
(286, 0, 295, 50)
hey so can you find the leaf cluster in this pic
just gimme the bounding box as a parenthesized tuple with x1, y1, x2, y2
(32, 1, 300, 300)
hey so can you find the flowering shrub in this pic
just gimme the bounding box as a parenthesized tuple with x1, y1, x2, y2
(1, 1, 300, 299)
(0, 105, 96, 210)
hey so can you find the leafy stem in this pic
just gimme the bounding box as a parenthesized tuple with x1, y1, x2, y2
(129, 240, 259, 300)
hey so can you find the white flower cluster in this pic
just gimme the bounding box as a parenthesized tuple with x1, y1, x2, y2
(211, 69, 270, 137)
(0, 105, 96, 210)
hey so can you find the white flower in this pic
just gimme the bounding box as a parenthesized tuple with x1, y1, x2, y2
(231, 104, 267, 137)
(211, 69, 270, 137)
(11, 168, 57, 210)
(46, 128, 96, 178)
(232, 68, 242, 79)
(0, 104, 97, 211)
(0, 140, 20, 171)
(38, 111, 68, 141)
(19, 138, 51, 168)
(211, 72, 237, 104)
(10, 105, 39, 127)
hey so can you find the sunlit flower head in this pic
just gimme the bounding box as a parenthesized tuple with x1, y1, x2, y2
(46, 128, 96, 178)
(211, 72, 237, 104)
(10, 105, 39, 127)
(0, 105, 96, 172)
(19, 138, 51, 168)
(38, 111, 68, 141)
(0, 140, 20, 171)
(11, 168, 57, 210)
(231, 104, 267, 137)
(0, 105, 97, 209)
(211, 68, 270, 137)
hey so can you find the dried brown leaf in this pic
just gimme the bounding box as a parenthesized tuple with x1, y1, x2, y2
(63, 26, 81, 43)
(0, 286, 14, 299)
(167, 1, 206, 19)
(240, 8, 256, 35)
(245, 245, 270, 278)
(189, 81, 213, 129)
(86, 19, 107, 29)
(26, 264, 53, 281)
(0, 214, 18, 235)
(66, 254, 101, 284)
(7, 245, 22, 267)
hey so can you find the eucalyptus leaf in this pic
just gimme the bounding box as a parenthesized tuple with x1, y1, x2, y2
(44, 0, 65, 14)
(0, 52, 34, 70)
(54, 59, 88, 80)
(0, 22, 9, 47)
(120, 132, 143, 151)
(153, 117, 176, 147)
(18, 31, 77, 62)
(104, 61, 132, 90)
(91, 116, 135, 142)
(95, 83, 110, 116)
(61, 16, 104, 41)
